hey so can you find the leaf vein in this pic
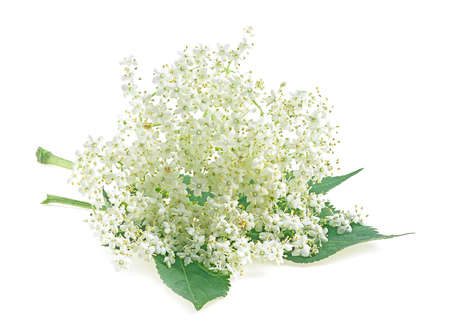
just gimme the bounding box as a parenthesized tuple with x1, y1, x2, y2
(180, 261, 198, 307)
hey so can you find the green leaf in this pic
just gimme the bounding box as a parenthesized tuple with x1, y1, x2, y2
(186, 189, 214, 206)
(154, 255, 230, 310)
(181, 174, 192, 185)
(317, 202, 339, 219)
(309, 168, 363, 194)
(286, 224, 412, 263)
(179, 174, 214, 205)
(238, 193, 250, 210)
(246, 228, 260, 241)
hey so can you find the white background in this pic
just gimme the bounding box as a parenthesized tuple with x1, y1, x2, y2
(1, 1, 449, 333)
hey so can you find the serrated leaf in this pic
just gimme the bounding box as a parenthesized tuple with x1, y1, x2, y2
(286, 224, 412, 263)
(309, 168, 363, 194)
(154, 255, 230, 310)
(318, 202, 339, 219)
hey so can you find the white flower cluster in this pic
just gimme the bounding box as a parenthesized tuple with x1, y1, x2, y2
(70, 28, 362, 275)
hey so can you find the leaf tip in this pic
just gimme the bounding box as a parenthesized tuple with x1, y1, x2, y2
(194, 303, 204, 311)
(389, 231, 415, 238)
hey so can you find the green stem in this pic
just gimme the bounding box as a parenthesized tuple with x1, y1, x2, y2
(41, 194, 94, 209)
(36, 147, 74, 169)
(251, 99, 263, 115)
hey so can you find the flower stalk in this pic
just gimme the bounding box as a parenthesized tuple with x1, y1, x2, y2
(36, 147, 74, 169)
(41, 194, 94, 209)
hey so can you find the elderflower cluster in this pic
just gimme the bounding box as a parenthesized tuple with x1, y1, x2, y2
(70, 28, 361, 275)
